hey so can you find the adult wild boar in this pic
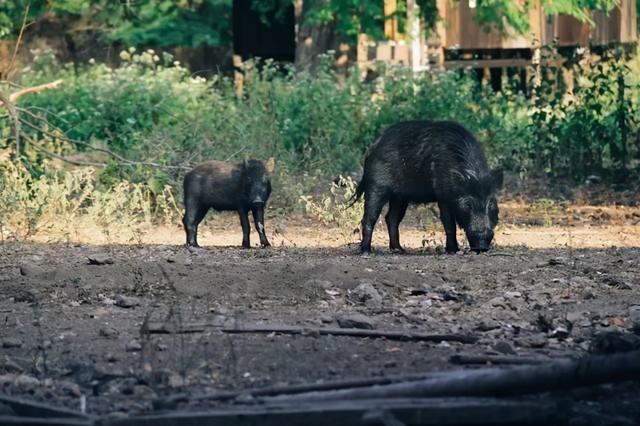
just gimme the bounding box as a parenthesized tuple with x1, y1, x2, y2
(183, 158, 275, 248)
(352, 121, 502, 254)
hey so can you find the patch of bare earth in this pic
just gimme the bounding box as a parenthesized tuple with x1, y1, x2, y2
(1, 201, 639, 423)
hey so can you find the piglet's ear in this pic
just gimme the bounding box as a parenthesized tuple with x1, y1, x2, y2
(265, 157, 276, 173)
(491, 168, 504, 190)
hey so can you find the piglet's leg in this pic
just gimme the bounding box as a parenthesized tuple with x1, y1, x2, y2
(183, 203, 207, 248)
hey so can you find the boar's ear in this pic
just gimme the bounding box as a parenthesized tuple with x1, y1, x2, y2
(243, 159, 249, 169)
(491, 168, 504, 190)
(265, 157, 276, 173)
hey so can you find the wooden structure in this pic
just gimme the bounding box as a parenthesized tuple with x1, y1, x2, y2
(435, 0, 636, 52)
(358, 0, 637, 73)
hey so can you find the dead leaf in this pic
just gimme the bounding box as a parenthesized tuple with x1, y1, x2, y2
(611, 316, 625, 327)
(386, 347, 401, 353)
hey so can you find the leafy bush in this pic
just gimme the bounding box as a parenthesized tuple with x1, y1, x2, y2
(0, 158, 180, 242)
(2, 46, 639, 234)
(300, 175, 363, 238)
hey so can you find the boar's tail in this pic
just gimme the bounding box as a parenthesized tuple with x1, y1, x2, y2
(347, 178, 366, 208)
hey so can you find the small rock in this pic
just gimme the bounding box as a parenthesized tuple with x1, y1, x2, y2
(320, 315, 333, 324)
(60, 381, 82, 397)
(547, 318, 572, 339)
(590, 330, 640, 354)
(336, 313, 375, 330)
(488, 297, 508, 309)
(38, 340, 52, 350)
(0, 356, 23, 373)
(351, 281, 382, 306)
(2, 338, 23, 349)
(493, 340, 517, 355)
(519, 335, 548, 348)
(505, 291, 522, 299)
(114, 295, 140, 308)
(602, 276, 631, 290)
(14, 374, 40, 388)
(19, 264, 46, 278)
(168, 373, 186, 388)
(582, 287, 597, 300)
(566, 311, 584, 324)
(305, 279, 333, 290)
(125, 340, 142, 352)
(133, 384, 156, 398)
(105, 353, 118, 363)
(209, 305, 230, 315)
(476, 319, 500, 332)
(274, 223, 287, 235)
(99, 327, 119, 339)
(87, 254, 114, 265)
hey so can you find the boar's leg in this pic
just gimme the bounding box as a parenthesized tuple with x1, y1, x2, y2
(238, 208, 251, 248)
(251, 205, 271, 248)
(385, 197, 408, 253)
(438, 201, 459, 254)
(183, 204, 208, 247)
(360, 188, 388, 254)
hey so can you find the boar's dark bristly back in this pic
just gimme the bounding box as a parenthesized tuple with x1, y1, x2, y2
(354, 120, 501, 254)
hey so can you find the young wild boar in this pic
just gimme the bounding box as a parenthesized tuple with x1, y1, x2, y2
(182, 158, 275, 248)
(352, 121, 502, 254)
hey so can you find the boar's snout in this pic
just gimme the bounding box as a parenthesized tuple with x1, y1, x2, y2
(468, 230, 494, 253)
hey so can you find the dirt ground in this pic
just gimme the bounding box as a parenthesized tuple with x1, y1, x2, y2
(1, 199, 640, 423)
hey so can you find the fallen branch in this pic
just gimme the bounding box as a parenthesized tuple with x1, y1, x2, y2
(17, 109, 192, 170)
(450, 354, 559, 365)
(145, 322, 478, 344)
(21, 130, 107, 168)
(224, 325, 478, 344)
(154, 371, 452, 409)
(0, 90, 21, 154)
(264, 349, 640, 402)
(2, 2, 30, 79)
(7, 80, 63, 104)
(128, 398, 560, 426)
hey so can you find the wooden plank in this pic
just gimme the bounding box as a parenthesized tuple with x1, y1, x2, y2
(621, 0, 637, 42)
(440, 0, 541, 49)
(437, 0, 636, 50)
(384, 0, 398, 40)
(357, 33, 369, 63)
(407, 0, 422, 70)
(104, 398, 560, 426)
(443, 57, 565, 69)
